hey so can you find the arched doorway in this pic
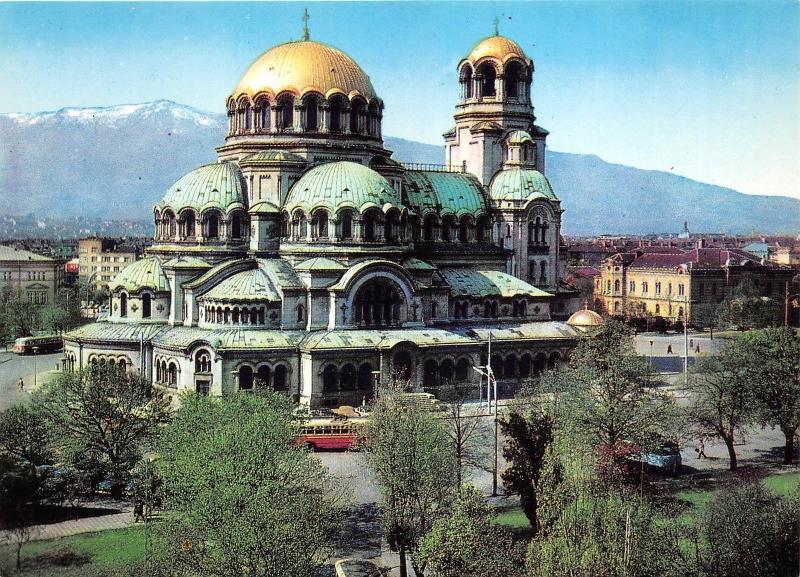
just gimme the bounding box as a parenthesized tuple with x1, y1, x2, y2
(353, 278, 404, 327)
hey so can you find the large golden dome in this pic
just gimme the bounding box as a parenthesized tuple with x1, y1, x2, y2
(466, 35, 528, 64)
(231, 40, 377, 101)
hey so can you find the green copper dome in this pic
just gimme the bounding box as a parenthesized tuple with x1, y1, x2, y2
(157, 162, 246, 214)
(283, 161, 402, 215)
(108, 257, 170, 293)
(489, 168, 558, 203)
(506, 130, 533, 144)
(199, 268, 282, 302)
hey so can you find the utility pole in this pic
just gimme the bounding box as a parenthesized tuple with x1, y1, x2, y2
(683, 295, 689, 384)
(489, 331, 498, 497)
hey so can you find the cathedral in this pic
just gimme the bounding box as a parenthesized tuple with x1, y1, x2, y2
(63, 22, 602, 407)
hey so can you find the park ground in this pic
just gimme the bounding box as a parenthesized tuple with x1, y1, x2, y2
(1, 332, 797, 576)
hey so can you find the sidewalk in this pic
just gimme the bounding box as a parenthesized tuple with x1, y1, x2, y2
(0, 506, 133, 544)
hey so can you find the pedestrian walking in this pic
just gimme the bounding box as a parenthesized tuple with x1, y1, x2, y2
(696, 437, 707, 459)
(17, 377, 24, 391)
(690, 338, 694, 348)
(667, 344, 673, 354)
(695, 344, 701, 354)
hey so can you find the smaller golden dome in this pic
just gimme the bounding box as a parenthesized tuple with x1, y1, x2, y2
(567, 306, 604, 328)
(466, 35, 528, 64)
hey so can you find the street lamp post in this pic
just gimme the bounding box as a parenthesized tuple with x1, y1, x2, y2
(32, 346, 39, 389)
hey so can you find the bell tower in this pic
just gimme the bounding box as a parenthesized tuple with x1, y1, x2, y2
(445, 26, 548, 185)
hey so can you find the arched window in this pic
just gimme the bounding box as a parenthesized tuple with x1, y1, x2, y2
(423, 215, 437, 241)
(504, 354, 517, 378)
(339, 210, 353, 240)
(423, 359, 439, 389)
(477, 63, 497, 97)
(256, 365, 271, 389)
(614, 280, 620, 293)
(239, 366, 254, 390)
(455, 358, 471, 381)
(120, 293, 128, 318)
(439, 359, 454, 387)
(458, 217, 470, 242)
(367, 101, 380, 136)
(540, 261, 547, 284)
(195, 350, 212, 373)
(164, 211, 177, 239)
(206, 212, 220, 240)
(533, 353, 547, 376)
(385, 211, 399, 242)
(350, 99, 365, 134)
(431, 302, 438, 319)
(230, 212, 243, 239)
(340, 364, 357, 390)
(329, 95, 346, 133)
(363, 210, 379, 242)
(243, 102, 251, 130)
(314, 210, 329, 238)
(393, 351, 412, 382)
(519, 354, 532, 378)
(358, 363, 373, 391)
(548, 352, 561, 370)
(142, 293, 151, 318)
(441, 216, 456, 242)
(323, 364, 338, 392)
(304, 94, 319, 131)
(168, 363, 177, 386)
(505, 61, 524, 99)
(462, 65, 474, 99)
(278, 94, 294, 131)
(258, 100, 270, 131)
(296, 304, 305, 324)
(490, 354, 504, 379)
(274, 364, 289, 391)
(655, 304, 660, 315)
(354, 278, 404, 327)
(181, 211, 196, 239)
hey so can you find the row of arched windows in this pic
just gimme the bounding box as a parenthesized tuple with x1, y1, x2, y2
(453, 299, 532, 320)
(283, 209, 493, 245)
(238, 363, 290, 391)
(117, 292, 152, 319)
(155, 209, 247, 242)
(422, 357, 473, 389)
(201, 304, 270, 326)
(88, 355, 130, 371)
(460, 60, 529, 101)
(227, 93, 382, 138)
(488, 351, 562, 381)
(321, 362, 375, 393)
(528, 218, 549, 245)
(529, 261, 549, 285)
(155, 359, 178, 387)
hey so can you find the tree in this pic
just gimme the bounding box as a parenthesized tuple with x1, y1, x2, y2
(365, 389, 459, 577)
(700, 480, 799, 577)
(0, 288, 40, 342)
(439, 384, 492, 485)
(0, 454, 40, 571)
(546, 321, 680, 468)
(718, 274, 781, 330)
(689, 348, 756, 471)
(692, 301, 722, 338)
(733, 327, 800, 464)
(499, 409, 557, 532)
(419, 485, 524, 577)
(153, 393, 344, 577)
(34, 365, 172, 498)
(0, 404, 53, 466)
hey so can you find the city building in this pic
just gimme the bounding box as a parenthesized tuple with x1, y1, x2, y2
(64, 24, 595, 406)
(78, 238, 141, 286)
(0, 245, 63, 306)
(597, 244, 795, 325)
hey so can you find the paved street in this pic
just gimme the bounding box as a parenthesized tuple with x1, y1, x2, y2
(0, 350, 62, 410)
(633, 331, 725, 373)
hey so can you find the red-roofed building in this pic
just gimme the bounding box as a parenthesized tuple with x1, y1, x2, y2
(598, 242, 796, 325)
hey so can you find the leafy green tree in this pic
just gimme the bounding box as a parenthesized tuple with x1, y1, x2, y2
(34, 364, 171, 498)
(365, 389, 459, 577)
(419, 485, 524, 577)
(692, 301, 722, 338)
(732, 327, 800, 464)
(689, 344, 758, 470)
(0, 288, 40, 342)
(0, 404, 53, 466)
(546, 321, 679, 469)
(499, 409, 557, 531)
(153, 393, 344, 577)
(700, 480, 799, 577)
(0, 454, 39, 571)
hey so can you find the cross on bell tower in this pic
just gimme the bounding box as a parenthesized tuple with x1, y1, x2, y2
(301, 8, 310, 41)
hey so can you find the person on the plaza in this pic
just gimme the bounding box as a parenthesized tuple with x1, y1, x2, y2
(696, 344, 701, 354)
(667, 344, 673, 354)
(17, 377, 24, 391)
(696, 437, 707, 459)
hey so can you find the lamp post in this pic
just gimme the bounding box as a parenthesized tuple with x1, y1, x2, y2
(32, 346, 39, 389)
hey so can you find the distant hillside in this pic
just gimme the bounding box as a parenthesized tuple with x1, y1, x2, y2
(1, 100, 798, 235)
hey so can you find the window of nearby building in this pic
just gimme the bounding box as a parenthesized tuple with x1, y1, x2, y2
(629, 281, 635, 293)
(678, 284, 685, 296)
(655, 282, 661, 295)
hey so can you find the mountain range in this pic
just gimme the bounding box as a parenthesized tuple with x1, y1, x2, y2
(1, 100, 798, 236)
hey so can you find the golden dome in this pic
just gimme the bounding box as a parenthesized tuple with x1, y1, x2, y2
(566, 307, 604, 328)
(466, 35, 528, 64)
(231, 40, 377, 101)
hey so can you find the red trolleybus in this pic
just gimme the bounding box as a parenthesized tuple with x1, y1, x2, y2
(12, 335, 63, 354)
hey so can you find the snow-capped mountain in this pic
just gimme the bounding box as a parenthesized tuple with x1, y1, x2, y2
(1, 100, 798, 235)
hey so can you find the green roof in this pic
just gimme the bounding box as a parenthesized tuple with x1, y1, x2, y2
(248, 201, 281, 215)
(441, 269, 552, 298)
(108, 257, 170, 292)
(403, 170, 488, 218)
(506, 130, 533, 144)
(200, 268, 282, 302)
(183, 258, 248, 290)
(240, 150, 307, 164)
(283, 161, 402, 215)
(157, 162, 246, 214)
(488, 168, 558, 203)
(162, 255, 211, 269)
(154, 327, 305, 350)
(294, 257, 346, 271)
(400, 257, 437, 271)
(0, 245, 55, 263)
(64, 321, 169, 343)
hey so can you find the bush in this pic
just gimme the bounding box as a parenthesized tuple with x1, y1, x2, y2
(700, 480, 799, 577)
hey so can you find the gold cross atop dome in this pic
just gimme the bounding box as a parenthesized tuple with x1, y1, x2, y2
(302, 8, 310, 41)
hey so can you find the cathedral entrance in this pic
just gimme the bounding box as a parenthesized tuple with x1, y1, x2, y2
(353, 278, 404, 328)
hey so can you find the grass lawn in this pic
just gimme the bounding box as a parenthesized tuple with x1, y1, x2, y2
(0, 525, 144, 576)
(494, 506, 531, 529)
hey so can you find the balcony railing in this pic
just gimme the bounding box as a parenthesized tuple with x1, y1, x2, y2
(401, 163, 465, 173)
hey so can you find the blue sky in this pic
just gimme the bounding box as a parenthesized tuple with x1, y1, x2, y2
(1, 1, 798, 200)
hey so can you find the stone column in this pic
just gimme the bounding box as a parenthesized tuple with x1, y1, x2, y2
(341, 107, 351, 135)
(353, 217, 364, 241)
(294, 104, 304, 132)
(320, 103, 330, 133)
(496, 74, 506, 99)
(270, 105, 280, 133)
